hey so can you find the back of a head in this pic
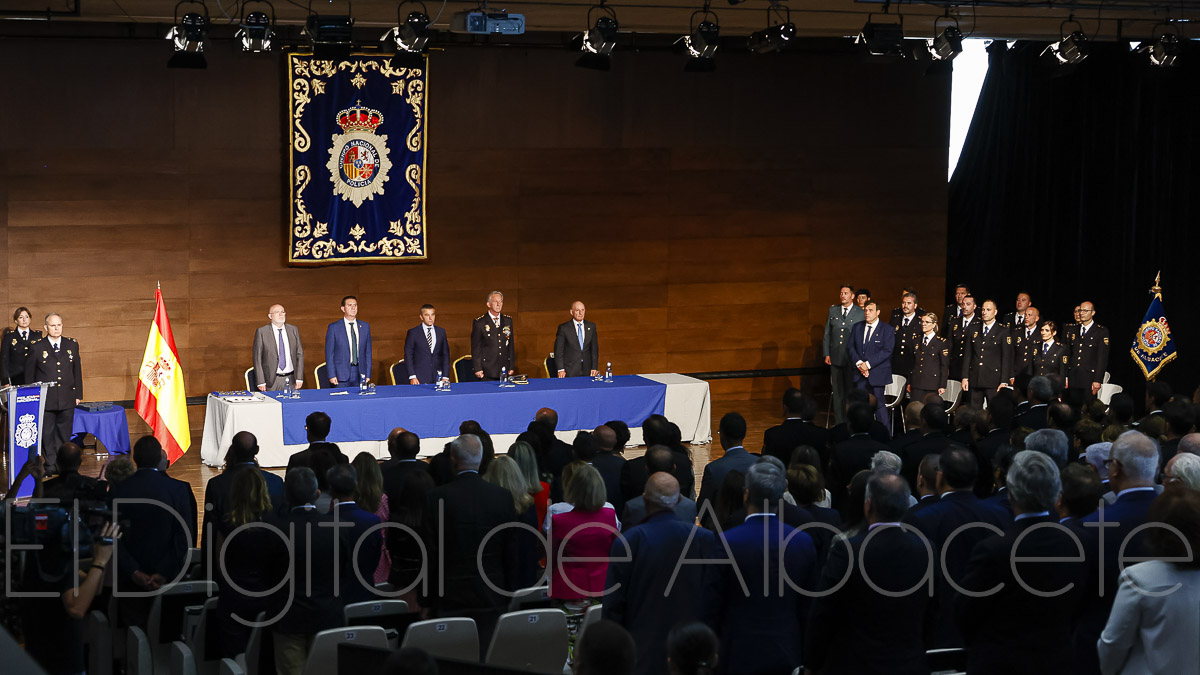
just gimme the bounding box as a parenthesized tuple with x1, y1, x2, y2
(1083, 398, 1107, 423)
(845, 470, 873, 525)
(917, 453, 940, 489)
(865, 473, 911, 522)
(756, 454, 786, 473)
(666, 621, 718, 675)
(132, 435, 164, 469)
(987, 395, 1015, 430)
(719, 412, 747, 442)
(230, 430, 260, 464)
(1007, 450, 1061, 513)
(450, 433, 483, 471)
(1048, 403, 1076, 431)
(921, 403, 948, 432)
(593, 425, 617, 452)
(644, 471, 681, 513)
(870, 451, 902, 476)
(904, 401, 925, 429)
(326, 463, 358, 500)
(507, 441, 542, 492)
(305, 411, 332, 442)
(1169, 453, 1200, 491)
(381, 647, 438, 675)
(1147, 489, 1200, 569)
(1111, 430, 1159, 484)
(744, 462, 786, 512)
(605, 420, 632, 451)
(788, 445, 822, 473)
(642, 414, 669, 447)
(309, 447, 339, 490)
(57, 442, 83, 472)
(1181, 432, 1200, 456)
(846, 388, 871, 408)
(535, 407, 560, 431)
(1028, 376, 1053, 404)
(955, 405, 980, 431)
(390, 430, 421, 459)
(572, 431, 599, 463)
(485, 454, 533, 513)
(565, 463, 606, 512)
(1060, 462, 1103, 518)
(938, 446, 978, 490)
(1109, 393, 1135, 424)
(1074, 419, 1103, 450)
(1164, 398, 1196, 437)
(1084, 442, 1113, 479)
(285, 467, 319, 506)
(786, 464, 823, 504)
(105, 457, 136, 485)
(783, 388, 814, 418)
(645, 445, 675, 474)
(576, 620, 636, 675)
(847, 403, 874, 434)
(1025, 428, 1069, 468)
(1148, 381, 1174, 410)
(229, 468, 271, 526)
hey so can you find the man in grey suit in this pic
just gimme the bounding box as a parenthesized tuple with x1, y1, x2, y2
(824, 284, 865, 426)
(622, 445, 698, 527)
(252, 304, 304, 391)
(554, 300, 600, 378)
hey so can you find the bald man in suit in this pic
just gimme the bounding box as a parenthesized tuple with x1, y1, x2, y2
(252, 304, 304, 391)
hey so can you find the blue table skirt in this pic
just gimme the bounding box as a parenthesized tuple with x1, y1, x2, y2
(71, 405, 132, 454)
(280, 375, 666, 445)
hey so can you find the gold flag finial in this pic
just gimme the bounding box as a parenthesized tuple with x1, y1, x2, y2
(1151, 271, 1161, 295)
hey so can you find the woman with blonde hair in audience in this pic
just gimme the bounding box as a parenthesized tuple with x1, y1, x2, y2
(351, 452, 391, 584)
(548, 464, 618, 612)
(484, 454, 540, 588)
(508, 440, 551, 525)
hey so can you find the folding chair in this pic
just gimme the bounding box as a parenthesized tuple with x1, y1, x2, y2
(484, 609, 569, 674)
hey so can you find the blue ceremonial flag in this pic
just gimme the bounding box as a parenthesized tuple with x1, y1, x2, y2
(287, 54, 428, 264)
(6, 384, 48, 499)
(1131, 276, 1177, 381)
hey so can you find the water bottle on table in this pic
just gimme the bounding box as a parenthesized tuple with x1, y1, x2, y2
(604, 362, 613, 383)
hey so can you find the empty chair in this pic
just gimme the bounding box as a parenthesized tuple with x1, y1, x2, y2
(218, 611, 267, 675)
(941, 379, 963, 409)
(401, 617, 479, 662)
(927, 647, 967, 673)
(484, 609, 569, 675)
(244, 368, 256, 392)
(147, 581, 218, 675)
(299, 626, 389, 675)
(388, 359, 406, 385)
(314, 362, 329, 389)
(506, 585, 551, 612)
(884, 374, 908, 431)
(343, 599, 413, 648)
(185, 597, 220, 675)
(452, 355, 473, 383)
(85, 609, 114, 675)
(169, 642, 198, 675)
(574, 604, 602, 647)
(183, 548, 203, 581)
(128, 626, 153, 675)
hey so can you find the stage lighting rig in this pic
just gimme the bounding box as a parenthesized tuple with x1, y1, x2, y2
(166, 0, 209, 68)
(929, 15, 963, 61)
(1042, 17, 1089, 65)
(237, 0, 276, 53)
(383, 1, 433, 68)
(857, 13, 905, 56)
(1137, 23, 1181, 67)
(748, 2, 795, 54)
(676, 8, 720, 71)
(572, 2, 619, 70)
(305, 0, 355, 60)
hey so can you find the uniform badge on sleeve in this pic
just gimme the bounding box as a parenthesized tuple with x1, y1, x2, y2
(1006, 337, 1012, 344)
(42, 351, 48, 359)
(1103, 337, 1109, 345)
(1063, 356, 1068, 364)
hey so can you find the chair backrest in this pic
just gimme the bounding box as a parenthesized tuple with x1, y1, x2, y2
(543, 354, 555, 378)
(573, 604, 603, 650)
(452, 355, 473, 383)
(388, 360, 405, 386)
(147, 581, 219, 647)
(401, 617, 480, 663)
(506, 585, 551, 612)
(188, 597, 219, 671)
(884, 375, 907, 404)
(299, 626, 389, 675)
(244, 368, 256, 392)
(1098, 383, 1123, 406)
(184, 547, 202, 580)
(926, 647, 967, 672)
(484, 609, 569, 674)
(343, 600, 414, 634)
(127, 626, 153, 675)
(942, 379, 963, 408)
(315, 362, 329, 389)
(170, 641, 199, 675)
(217, 658, 245, 675)
(85, 609, 114, 675)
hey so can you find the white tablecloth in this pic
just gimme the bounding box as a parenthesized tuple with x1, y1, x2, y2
(200, 373, 711, 467)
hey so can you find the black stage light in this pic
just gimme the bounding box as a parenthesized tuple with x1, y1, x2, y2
(573, 6, 619, 71)
(676, 11, 719, 71)
(1138, 29, 1181, 67)
(930, 23, 963, 61)
(167, 1, 209, 69)
(857, 16, 905, 56)
(748, 3, 794, 54)
(385, 5, 432, 68)
(1042, 19, 1089, 65)
(305, 0, 355, 60)
(237, 1, 276, 53)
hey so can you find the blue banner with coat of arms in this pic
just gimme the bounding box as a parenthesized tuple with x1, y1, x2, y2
(6, 384, 47, 500)
(288, 54, 427, 264)
(1131, 285, 1177, 381)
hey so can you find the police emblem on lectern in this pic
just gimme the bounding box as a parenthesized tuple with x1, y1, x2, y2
(327, 100, 393, 208)
(15, 413, 37, 449)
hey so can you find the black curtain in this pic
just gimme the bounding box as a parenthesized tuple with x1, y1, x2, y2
(948, 39, 1200, 401)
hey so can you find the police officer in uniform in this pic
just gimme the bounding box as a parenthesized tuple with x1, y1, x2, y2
(472, 291, 515, 380)
(942, 283, 970, 335)
(1010, 306, 1042, 392)
(1032, 320, 1068, 378)
(889, 292, 923, 381)
(889, 287, 926, 325)
(1000, 292, 1033, 327)
(1062, 305, 1082, 349)
(908, 313, 950, 403)
(1066, 301, 1109, 408)
(24, 313, 82, 475)
(948, 294, 979, 381)
(823, 285, 864, 426)
(962, 299, 1012, 409)
(1, 306, 42, 385)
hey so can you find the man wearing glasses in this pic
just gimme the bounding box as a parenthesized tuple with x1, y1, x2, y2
(908, 312, 949, 403)
(253, 304, 304, 391)
(1066, 301, 1109, 408)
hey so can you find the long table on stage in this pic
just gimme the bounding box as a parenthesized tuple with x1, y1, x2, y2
(200, 373, 711, 468)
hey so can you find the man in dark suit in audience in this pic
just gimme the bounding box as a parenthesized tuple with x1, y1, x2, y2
(908, 453, 940, 517)
(589, 424, 626, 515)
(604, 473, 714, 675)
(829, 403, 890, 514)
(535, 407, 575, 481)
(425, 434, 519, 639)
(327, 463, 382, 604)
(109, 436, 197, 627)
(380, 427, 427, 510)
(201, 431, 284, 560)
(903, 446, 1011, 648)
(890, 401, 925, 455)
(285, 411, 347, 475)
(1015, 376, 1053, 430)
(621, 445, 697, 527)
(806, 473, 931, 675)
(956, 451, 1087, 675)
(404, 304, 451, 385)
(554, 300, 600, 378)
(706, 463, 817, 675)
(761, 388, 829, 468)
(898, 403, 952, 489)
(698, 412, 756, 522)
(272, 467, 349, 674)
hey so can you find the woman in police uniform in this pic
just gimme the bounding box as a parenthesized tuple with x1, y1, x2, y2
(1033, 320, 1069, 378)
(1, 306, 42, 385)
(908, 312, 951, 403)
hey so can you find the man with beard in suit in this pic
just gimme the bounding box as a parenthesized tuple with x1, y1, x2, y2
(252, 304, 304, 391)
(890, 292, 923, 382)
(948, 295, 978, 381)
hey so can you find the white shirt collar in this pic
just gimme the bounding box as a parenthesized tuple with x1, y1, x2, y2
(343, 317, 356, 326)
(574, 319, 585, 327)
(744, 513, 776, 523)
(1116, 486, 1156, 498)
(866, 319, 879, 329)
(983, 319, 996, 329)
(489, 311, 501, 321)
(1082, 321, 1094, 330)
(1015, 511, 1051, 521)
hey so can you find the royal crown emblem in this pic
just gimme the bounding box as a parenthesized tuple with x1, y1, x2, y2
(15, 413, 37, 449)
(141, 355, 175, 391)
(327, 100, 393, 208)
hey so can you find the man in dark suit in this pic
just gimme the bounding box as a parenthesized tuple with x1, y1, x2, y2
(604, 473, 714, 675)
(252, 304, 304, 391)
(903, 445, 1011, 648)
(471, 291, 515, 380)
(425, 434, 519, 637)
(534, 407, 575, 481)
(202, 431, 284, 555)
(1066, 300, 1109, 408)
(697, 412, 756, 519)
(806, 473, 931, 675)
(1, 306, 41, 385)
(323, 295, 372, 387)
(908, 313, 950, 402)
(621, 445, 697, 527)
(285, 411, 348, 477)
(706, 463, 817, 675)
(908, 452, 940, 517)
(25, 313, 82, 475)
(962, 299, 1013, 409)
(898, 403, 952, 489)
(942, 283, 969, 335)
(956, 451, 1087, 675)
(404, 304, 451, 385)
(889, 292, 923, 381)
(848, 300, 896, 428)
(328, 463, 383, 604)
(1015, 376, 1053, 430)
(824, 284, 865, 426)
(1008, 305, 1041, 391)
(890, 401, 926, 455)
(589, 424, 626, 515)
(761, 388, 828, 468)
(553, 300, 600, 378)
(272, 467, 350, 673)
(108, 436, 197, 626)
(830, 403, 890, 514)
(947, 294, 979, 381)
(888, 287, 926, 325)
(381, 427, 427, 509)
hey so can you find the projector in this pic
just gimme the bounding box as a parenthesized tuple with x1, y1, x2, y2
(450, 10, 525, 35)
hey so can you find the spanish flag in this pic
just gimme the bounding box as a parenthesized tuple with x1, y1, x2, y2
(135, 288, 190, 463)
(1131, 273, 1178, 382)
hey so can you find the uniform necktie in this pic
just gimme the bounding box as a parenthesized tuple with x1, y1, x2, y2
(924, 335, 931, 346)
(842, 307, 848, 318)
(983, 325, 990, 337)
(53, 341, 59, 353)
(277, 328, 287, 370)
(577, 322, 585, 349)
(349, 323, 359, 366)
(1043, 343, 1049, 355)
(20, 330, 27, 340)
(903, 317, 910, 327)
(426, 327, 434, 353)
(1081, 326, 1088, 338)
(494, 315, 501, 328)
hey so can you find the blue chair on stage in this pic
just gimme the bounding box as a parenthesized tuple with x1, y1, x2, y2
(315, 362, 330, 389)
(452, 355, 473, 383)
(245, 367, 257, 391)
(388, 359, 406, 386)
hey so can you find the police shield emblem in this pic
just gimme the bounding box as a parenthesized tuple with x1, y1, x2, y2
(327, 101, 393, 208)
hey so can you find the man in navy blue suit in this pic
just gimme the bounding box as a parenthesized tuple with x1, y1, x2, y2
(848, 300, 896, 428)
(327, 463, 382, 604)
(697, 412, 757, 524)
(324, 295, 372, 387)
(404, 303, 450, 385)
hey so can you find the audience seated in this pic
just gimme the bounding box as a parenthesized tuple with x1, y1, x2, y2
(761, 388, 829, 468)
(666, 621, 718, 675)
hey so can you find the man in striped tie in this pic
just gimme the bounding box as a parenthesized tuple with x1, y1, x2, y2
(405, 303, 451, 385)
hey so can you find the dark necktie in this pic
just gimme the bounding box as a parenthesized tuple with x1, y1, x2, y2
(983, 325, 990, 337)
(864, 325, 873, 347)
(903, 317, 910, 327)
(21, 331, 27, 341)
(349, 323, 359, 366)
(1081, 326, 1088, 338)
(53, 341, 60, 353)
(1043, 343, 1049, 355)
(426, 327, 434, 353)
(842, 307, 848, 318)
(924, 335, 931, 347)
(277, 328, 287, 371)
